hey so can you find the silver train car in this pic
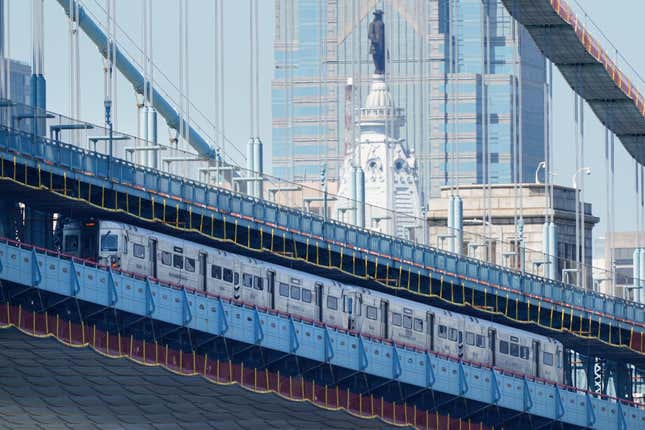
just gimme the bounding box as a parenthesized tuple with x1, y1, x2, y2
(62, 219, 564, 383)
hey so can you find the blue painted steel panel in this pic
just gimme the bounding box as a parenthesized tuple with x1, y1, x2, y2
(0, 241, 642, 429)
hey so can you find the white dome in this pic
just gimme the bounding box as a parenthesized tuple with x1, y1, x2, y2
(364, 75, 395, 110)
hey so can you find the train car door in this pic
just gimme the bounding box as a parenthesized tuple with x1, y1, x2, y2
(267, 271, 276, 310)
(488, 328, 497, 366)
(199, 252, 208, 292)
(315, 282, 323, 322)
(426, 312, 435, 351)
(380, 300, 389, 339)
(533, 340, 541, 378)
(342, 291, 356, 331)
(79, 220, 99, 260)
(148, 238, 158, 278)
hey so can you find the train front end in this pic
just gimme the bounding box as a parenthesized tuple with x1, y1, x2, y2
(62, 219, 124, 269)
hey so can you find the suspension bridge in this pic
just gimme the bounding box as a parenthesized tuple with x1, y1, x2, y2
(0, 0, 643, 429)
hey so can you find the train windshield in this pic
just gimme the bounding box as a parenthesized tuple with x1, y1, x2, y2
(64, 235, 79, 254)
(100, 232, 118, 252)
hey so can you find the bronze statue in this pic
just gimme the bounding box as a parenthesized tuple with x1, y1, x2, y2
(368, 9, 385, 75)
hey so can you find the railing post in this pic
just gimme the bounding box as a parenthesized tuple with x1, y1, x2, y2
(288, 316, 299, 353)
(144, 278, 155, 316)
(70, 260, 80, 296)
(31, 248, 41, 286)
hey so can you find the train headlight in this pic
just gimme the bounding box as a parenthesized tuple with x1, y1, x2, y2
(110, 255, 120, 269)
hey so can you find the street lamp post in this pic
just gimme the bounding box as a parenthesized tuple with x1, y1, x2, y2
(572, 167, 592, 289)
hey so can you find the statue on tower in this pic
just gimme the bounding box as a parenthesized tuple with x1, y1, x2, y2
(368, 9, 385, 75)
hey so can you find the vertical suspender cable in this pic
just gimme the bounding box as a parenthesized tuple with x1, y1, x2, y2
(177, 0, 184, 151)
(254, 0, 260, 140)
(641, 164, 644, 301)
(511, 17, 519, 268)
(574, 92, 580, 288)
(184, 0, 189, 151)
(486, 0, 492, 259)
(5, 0, 9, 100)
(74, 1, 79, 124)
(452, 0, 459, 194)
(610, 133, 616, 295)
(110, 0, 117, 131)
(219, 0, 225, 160)
(317, 0, 323, 171)
(212, 1, 218, 146)
(579, 95, 585, 289)
(604, 127, 611, 292)
(515, 24, 526, 272)
(248, 0, 254, 141)
(287, 0, 294, 179)
(636, 161, 641, 298)
(481, 0, 489, 260)
(549, 61, 554, 224)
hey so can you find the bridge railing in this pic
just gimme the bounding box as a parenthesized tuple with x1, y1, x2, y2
(1, 115, 643, 321)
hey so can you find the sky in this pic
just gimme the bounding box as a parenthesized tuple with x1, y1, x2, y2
(4, 0, 645, 249)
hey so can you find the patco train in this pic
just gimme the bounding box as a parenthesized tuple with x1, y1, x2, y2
(62, 220, 564, 383)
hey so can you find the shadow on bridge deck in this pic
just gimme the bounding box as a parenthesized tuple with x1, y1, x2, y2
(0, 327, 401, 430)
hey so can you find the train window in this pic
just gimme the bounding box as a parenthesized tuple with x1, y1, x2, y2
(185, 257, 195, 273)
(448, 328, 458, 342)
(510, 343, 519, 357)
(290, 286, 301, 300)
(520, 346, 530, 360)
(392, 313, 402, 327)
(253, 276, 264, 291)
(438, 325, 447, 338)
(414, 318, 423, 332)
(301, 289, 312, 303)
(366, 306, 377, 320)
(133, 243, 145, 259)
(161, 251, 172, 266)
(465, 332, 475, 346)
(476, 335, 485, 348)
(343, 297, 353, 314)
(543, 351, 554, 366)
(64, 235, 79, 253)
(327, 296, 338, 310)
(173, 254, 183, 269)
(279, 283, 289, 297)
(403, 315, 412, 329)
(500, 340, 509, 355)
(211, 265, 222, 279)
(101, 233, 118, 252)
(243, 273, 253, 288)
(223, 268, 234, 283)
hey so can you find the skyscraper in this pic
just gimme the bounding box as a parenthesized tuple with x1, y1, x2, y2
(272, 0, 546, 202)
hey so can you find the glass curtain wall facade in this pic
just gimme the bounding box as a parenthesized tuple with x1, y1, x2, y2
(272, 0, 546, 201)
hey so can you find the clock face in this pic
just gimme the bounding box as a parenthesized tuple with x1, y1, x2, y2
(394, 158, 407, 173)
(366, 157, 383, 182)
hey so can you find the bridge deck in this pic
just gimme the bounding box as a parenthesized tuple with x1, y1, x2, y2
(0, 238, 642, 429)
(0, 126, 642, 368)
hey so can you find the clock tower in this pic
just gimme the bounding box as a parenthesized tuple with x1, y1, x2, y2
(335, 74, 422, 239)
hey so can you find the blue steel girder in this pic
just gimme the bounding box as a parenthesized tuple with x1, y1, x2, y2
(0, 239, 642, 429)
(0, 126, 643, 367)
